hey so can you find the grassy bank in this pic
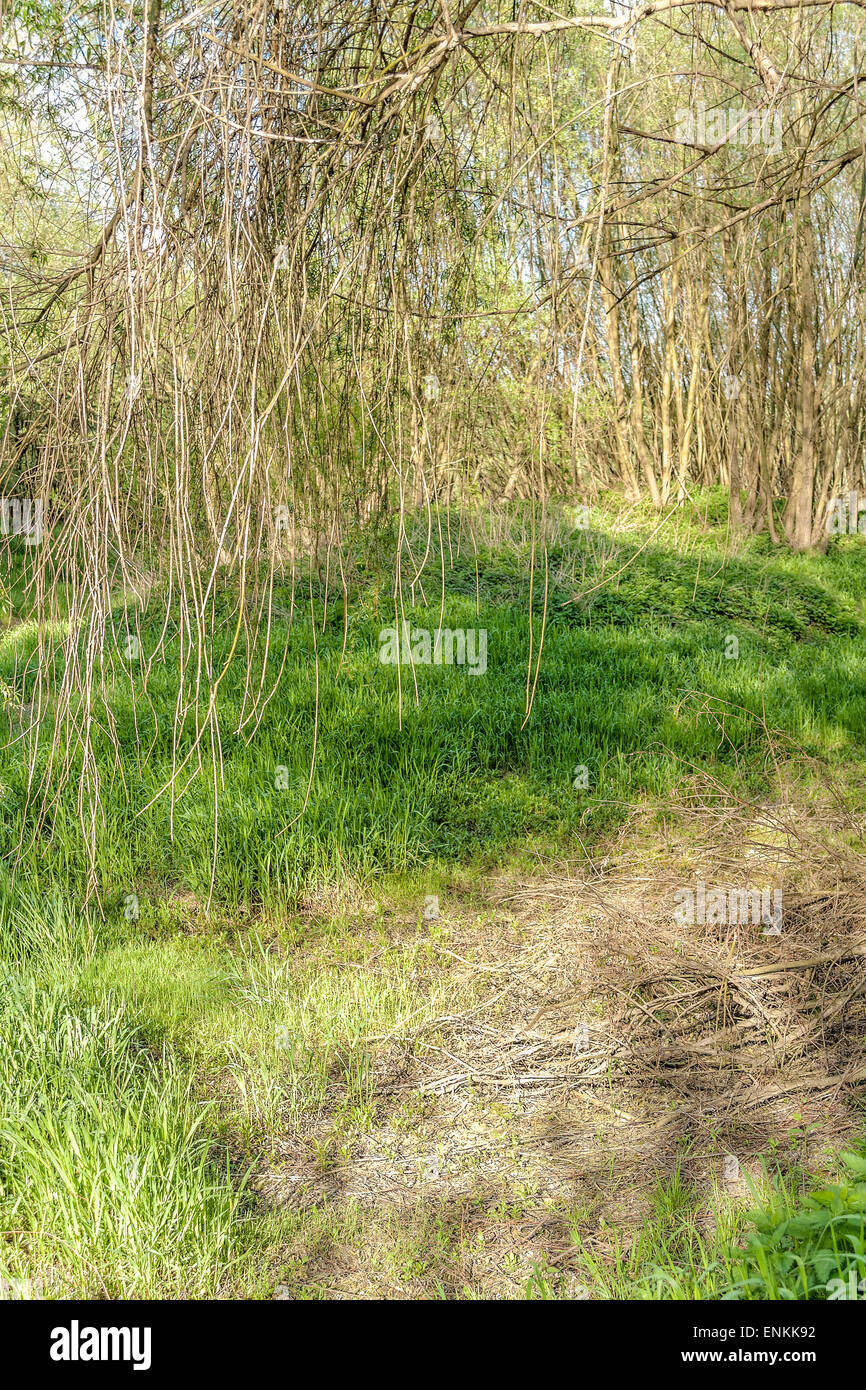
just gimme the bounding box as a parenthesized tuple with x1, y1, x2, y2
(0, 495, 864, 1298)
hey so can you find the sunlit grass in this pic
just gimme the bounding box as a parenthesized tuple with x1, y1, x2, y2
(0, 500, 864, 1297)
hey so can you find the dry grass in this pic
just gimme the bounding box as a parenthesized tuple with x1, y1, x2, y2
(245, 778, 866, 1297)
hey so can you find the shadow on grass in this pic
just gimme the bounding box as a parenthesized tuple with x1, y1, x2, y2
(0, 524, 863, 907)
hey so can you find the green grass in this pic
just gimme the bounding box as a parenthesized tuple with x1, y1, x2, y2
(559, 1156, 866, 1301)
(0, 494, 864, 912)
(0, 896, 247, 1298)
(723, 1156, 866, 1300)
(0, 494, 864, 1297)
(80, 929, 447, 1138)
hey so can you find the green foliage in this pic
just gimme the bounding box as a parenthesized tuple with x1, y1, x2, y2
(571, 1158, 866, 1302)
(724, 1156, 866, 1300)
(0, 896, 246, 1297)
(0, 500, 864, 1297)
(1, 504, 863, 910)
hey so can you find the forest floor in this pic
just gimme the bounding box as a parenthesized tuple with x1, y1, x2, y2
(247, 785, 866, 1299)
(2, 495, 866, 1298)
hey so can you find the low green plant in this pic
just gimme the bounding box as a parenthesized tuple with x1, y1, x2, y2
(722, 1155, 866, 1300)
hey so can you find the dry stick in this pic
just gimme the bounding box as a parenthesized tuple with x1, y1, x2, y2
(735, 943, 866, 978)
(276, 573, 321, 839)
(7, 0, 865, 857)
(520, 543, 549, 730)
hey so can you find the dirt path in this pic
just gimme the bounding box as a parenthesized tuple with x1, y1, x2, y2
(253, 797, 866, 1298)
